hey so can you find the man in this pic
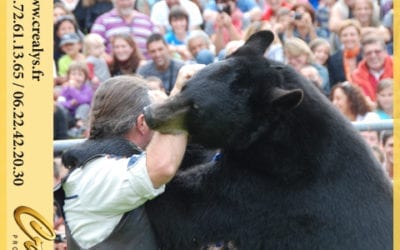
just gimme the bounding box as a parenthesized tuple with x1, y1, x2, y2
(90, 0, 158, 59)
(150, 0, 203, 34)
(61, 65, 203, 249)
(186, 30, 216, 64)
(138, 33, 185, 95)
(351, 35, 393, 102)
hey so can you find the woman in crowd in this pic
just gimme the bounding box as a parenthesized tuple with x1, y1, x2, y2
(352, 0, 391, 42)
(327, 19, 363, 89)
(329, 81, 380, 122)
(284, 2, 327, 43)
(109, 33, 145, 76)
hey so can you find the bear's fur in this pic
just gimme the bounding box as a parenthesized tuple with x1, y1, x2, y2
(144, 31, 393, 250)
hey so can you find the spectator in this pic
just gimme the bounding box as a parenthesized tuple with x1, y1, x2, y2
(360, 130, 380, 148)
(82, 0, 113, 33)
(374, 78, 393, 119)
(381, 130, 393, 180)
(164, 5, 193, 61)
(309, 37, 331, 66)
(54, 0, 87, 33)
(138, 33, 185, 95)
(54, 86, 69, 140)
(351, 34, 393, 103)
(260, 0, 291, 22)
(283, 37, 330, 94)
(381, 8, 393, 55)
(284, 2, 327, 43)
(315, 0, 335, 38)
(273, 7, 291, 42)
(61, 68, 195, 248)
(329, 81, 380, 122)
(326, 19, 363, 88)
(54, 15, 85, 64)
(151, 0, 203, 34)
(53, 2, 72, 24)
(299, 65, 324, 93)
(83, 33, 111, 89)
(352, 0, 391, 42)
(209, 0, 243, 55)
(203, 0, 262, 30)
(57, 33, 85, 77)
(109, 33, 145, 76)
(186, 30, 216, 64)
(328, 0, 379, 34)
(145, 76, 166, 93)
(90, 0, 158, 59)
(243, 20, 284, 62)
(59, 61, 93, 138)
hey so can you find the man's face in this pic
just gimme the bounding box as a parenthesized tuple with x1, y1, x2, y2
(363, 42, 387, 71)
(114, 0, 135, 16)
(148, 40, 170, 70)
(188, 37, 208, 57)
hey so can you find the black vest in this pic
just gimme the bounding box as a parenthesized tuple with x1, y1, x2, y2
(58, 138, 159, 250)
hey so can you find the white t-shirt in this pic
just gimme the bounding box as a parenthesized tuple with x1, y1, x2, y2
(150, 0, 203, 31)
(63, 153, 165, 249)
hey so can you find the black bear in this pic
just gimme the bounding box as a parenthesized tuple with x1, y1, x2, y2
(144, 31, 393, 250)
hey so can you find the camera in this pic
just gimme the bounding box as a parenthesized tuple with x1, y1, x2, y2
(293, 12, 302, 20)
(217, 3, 231, 15)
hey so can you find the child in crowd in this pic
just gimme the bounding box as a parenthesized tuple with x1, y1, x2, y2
(374, 78, 393, 119)
(309, 38, 331, 66)
(59, 61, 93, 138)
(58, 33, 85, 77)
(164, 5, 192, 61)
(83, 33, 111, 90)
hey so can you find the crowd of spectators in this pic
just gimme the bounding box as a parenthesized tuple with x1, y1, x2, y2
(53, 0, 394, 247)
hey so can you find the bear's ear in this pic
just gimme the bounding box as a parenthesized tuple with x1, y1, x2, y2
(234, 30, 274, 56)
(270, 87, 304, 111)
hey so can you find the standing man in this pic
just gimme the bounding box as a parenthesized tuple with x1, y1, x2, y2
(352, 35, 393, 103)
(150, 0, 203, 34)
(90, 0, 158, 59)
(138, 33, 185, 95)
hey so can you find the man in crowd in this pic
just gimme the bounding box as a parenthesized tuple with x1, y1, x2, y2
(90, 0, 158, 59)
(352, 35, 393, 103)
(138, 33, 185, 95)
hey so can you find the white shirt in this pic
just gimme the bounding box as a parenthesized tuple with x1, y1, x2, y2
(63, 153, 165, 249)
(150, 0, 203, 31)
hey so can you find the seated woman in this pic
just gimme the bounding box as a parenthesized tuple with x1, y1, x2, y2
(109, 33, 145, 76)
(329, 81, 380, 122)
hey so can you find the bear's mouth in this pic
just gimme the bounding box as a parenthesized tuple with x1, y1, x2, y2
(143, 102, 190, 135)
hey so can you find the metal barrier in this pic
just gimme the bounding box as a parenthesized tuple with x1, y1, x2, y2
(53, 119, 393, 152)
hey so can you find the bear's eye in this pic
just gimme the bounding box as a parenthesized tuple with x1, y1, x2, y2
(192, 103, 199, 110)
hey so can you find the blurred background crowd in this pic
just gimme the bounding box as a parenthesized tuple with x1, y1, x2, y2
(52, 0, 394, 248)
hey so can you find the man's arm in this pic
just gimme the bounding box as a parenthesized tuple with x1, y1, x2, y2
(145, 64, 205, 188)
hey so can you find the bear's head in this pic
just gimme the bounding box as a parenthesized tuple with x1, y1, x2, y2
(144, 31, 303, 150)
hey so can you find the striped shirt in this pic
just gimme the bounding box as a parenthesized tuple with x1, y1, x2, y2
(91, 9, 159, 59)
